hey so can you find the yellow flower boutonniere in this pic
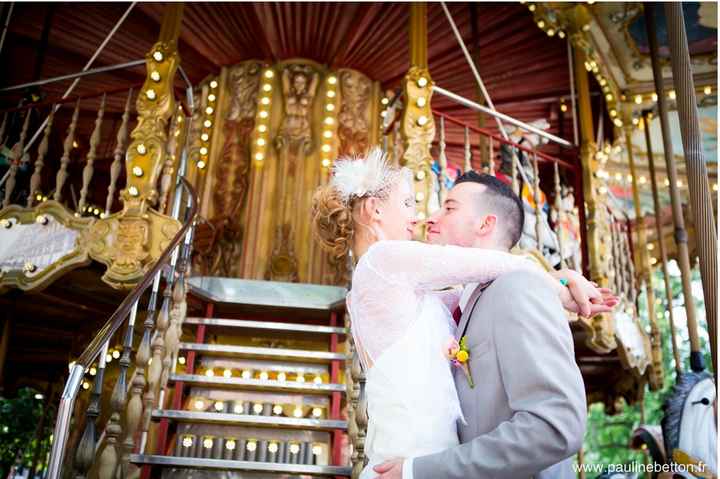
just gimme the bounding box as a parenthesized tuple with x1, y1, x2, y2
(444, 336, 474, 388)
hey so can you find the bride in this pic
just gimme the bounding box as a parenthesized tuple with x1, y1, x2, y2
(311, 149, 613, 478)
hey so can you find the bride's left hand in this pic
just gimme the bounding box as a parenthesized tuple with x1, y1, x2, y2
(551, 269, 619, 318)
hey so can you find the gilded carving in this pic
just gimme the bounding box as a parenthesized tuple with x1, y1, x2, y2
(400, 67, 435, 220)
(0, 201, 93, 292)
(87, 37, 183, 288)
(338, 69, 371, 157)
(209, 62, 261, 277)
(268, 63, 320, 282)
(88, 209, 179, 289)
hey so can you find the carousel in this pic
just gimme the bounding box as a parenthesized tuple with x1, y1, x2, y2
(0, 2, 715, 478)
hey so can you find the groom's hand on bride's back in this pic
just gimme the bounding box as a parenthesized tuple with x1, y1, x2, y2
(373, 458, 403, 479)
(552, 268, 619, 318)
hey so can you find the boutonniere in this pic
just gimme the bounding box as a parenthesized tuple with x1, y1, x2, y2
(445, 336, 475, 388)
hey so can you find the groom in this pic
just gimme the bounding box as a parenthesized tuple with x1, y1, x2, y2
(374, 172, 587, 479)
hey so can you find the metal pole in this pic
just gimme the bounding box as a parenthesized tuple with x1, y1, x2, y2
(0, 59, 145, 93)
(567, 39, 579, 146)
(46, 365, 84, 479)
(439, 2, 509, 140)
(642, 111, 682, 377)
(0, 3, 14, 57)
(22, 2, 137, 155)
(644, 4, 703, 372)
(664, 2, 717, 376)
(432, 85, 573, 147)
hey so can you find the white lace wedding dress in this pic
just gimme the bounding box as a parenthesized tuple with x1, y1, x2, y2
(347, 240, 543, 478)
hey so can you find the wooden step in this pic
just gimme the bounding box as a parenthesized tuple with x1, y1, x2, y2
(170, 374, 345, 396)
(185, 317, 347, 335)
(130, 454, 351, 476)
(152, 409, 346, 431)
(179, 342, 346, 363)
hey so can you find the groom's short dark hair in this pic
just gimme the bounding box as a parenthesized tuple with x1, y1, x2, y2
(454, 171, 525, 249)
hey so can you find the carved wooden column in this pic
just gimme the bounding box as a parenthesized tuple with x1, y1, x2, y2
(569, 7, 615, 351)
(88, 5, 183, 288)
(401, 2, 435, 222)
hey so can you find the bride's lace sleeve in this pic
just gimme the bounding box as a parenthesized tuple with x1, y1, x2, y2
(364, 240, 552, 291)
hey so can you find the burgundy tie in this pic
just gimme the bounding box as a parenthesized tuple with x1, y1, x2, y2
(452, 306, 462, 325)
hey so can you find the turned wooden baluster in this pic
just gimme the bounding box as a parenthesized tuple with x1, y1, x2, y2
(73, 342, 109, 479)
(78, 94, 106, 214)
(115, 301, 139, 478)
(532, 152, 542, 250)
(124, 275, 161, 461)
(97, 302, 138, 479)
(437, 116, 447, 205)
(4, 109, 31, 208)
(610, 222, 623, 298)
(54, 100, 80, 202)
(27, 108, 54, 207)
(463, 126, 472, 173)
(141, 268, 176, 452)
(105, 89, 133, 216)
(553, 162, 566, 268)
(165, 222, 194, 385)
(488, 137, 495, 176)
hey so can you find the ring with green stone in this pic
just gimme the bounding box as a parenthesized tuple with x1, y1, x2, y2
(559, 278, 569, 287)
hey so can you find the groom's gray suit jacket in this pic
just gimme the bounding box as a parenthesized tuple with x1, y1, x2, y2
(414, 270, 587, 479)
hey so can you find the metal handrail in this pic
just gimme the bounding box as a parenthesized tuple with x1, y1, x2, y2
(432, 109, 578, 172)
(46, 177, 198, 479)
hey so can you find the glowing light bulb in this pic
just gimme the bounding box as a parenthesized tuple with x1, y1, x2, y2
(263, 84, 272, 92)
(312, 407, 322, 417)
(324, 117, 334, 125)
(201, 133, 209, 141)
(268, 442, 279, 453)
(259, 110, 269, 119)
(153, 51, 164, 62)
(205, 369, 215, 377)
(321, 144, 331, 153)
(634, 95, 643, 105)
(327, 90, 336, 98)
(273, 404, 283, 415)
(210, 80, 218, 89)
(146, 89, 156, 100)
(225, 439, 236, 450)
(208, 94, 216, 102)
(136, 144, 147, 155)
(197, 160, 206, 169)
(312, 445, 322, 455)
(265, 70, 274, 79)
(182, 436, 193, 447)
(290, 443, 300, 454)
(150, 71, 161, 82)
(253, 403, 263, 414)
(326, 103, 335, 112)
(82, 382, 90, 390)
(704, 86, 712, 95)
(132, 166, 143, 177)
(205, 106, 214, 115)
(241, 370, 252, 379)
(204, 119, 213, 128)
(233, 403, 244, 414)
(327, 76, 337, 85)
(296, 374, 306, 383)
(277, 372, 286, 381)
(668, 90, 676, 100)
(417, 77, 428, 88)
(313, 375, 323, 384)
(246, 441, 257, 452)
(200, 147, 208, 155)
(293, 406, 303, 418)
(112, 349, 120, 359)
(223, 368, 232, 378)
(257, 138, 266, 147)
(254, 153, 264, 161)
(214, 401, 224, 412)
(381, 97, 389, 105)
(259, 371, 269, 381)
(178, 356, 186, 365)
(417, 115, 428, 126)
(258, 125, 267, 133)
(416, 97, 426, 107)
(203, 438, 213, 449)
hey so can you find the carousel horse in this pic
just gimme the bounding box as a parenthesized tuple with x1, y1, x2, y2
(661, 371, 717, 478)
(628, 371, 717, 479)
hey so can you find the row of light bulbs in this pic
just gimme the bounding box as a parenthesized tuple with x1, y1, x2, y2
(124, 49, 168, 198)
(197, 79, 219, 170)
(196, 364, 326, 385)
(320, 74, 338, 168)
(190, 397, 325, 419)
(180, 435, 323, 457)
(254, 69, 275, 163)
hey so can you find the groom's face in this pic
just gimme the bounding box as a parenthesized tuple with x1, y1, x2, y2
(427, 182, 487, 247)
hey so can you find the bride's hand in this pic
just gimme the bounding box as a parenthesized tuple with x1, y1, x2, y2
(551, 269, 619, 318)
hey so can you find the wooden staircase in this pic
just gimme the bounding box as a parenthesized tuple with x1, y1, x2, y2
(131, 277, 351, 478)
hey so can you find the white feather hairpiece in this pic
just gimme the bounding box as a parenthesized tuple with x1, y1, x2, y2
(330, 147, 394, 203)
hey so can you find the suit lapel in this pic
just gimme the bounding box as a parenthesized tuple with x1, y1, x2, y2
(455, 283, 487, 340)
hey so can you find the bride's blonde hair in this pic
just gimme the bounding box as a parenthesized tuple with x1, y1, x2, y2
(311, 148, 406, 261)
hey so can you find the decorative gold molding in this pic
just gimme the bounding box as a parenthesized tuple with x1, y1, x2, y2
(400, 67, 435, 222)
(88, 5, 183, 289)
(0, 201, 93, 292)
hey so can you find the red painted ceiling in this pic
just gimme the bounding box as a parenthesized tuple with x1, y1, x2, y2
(0, 2, 583, 173)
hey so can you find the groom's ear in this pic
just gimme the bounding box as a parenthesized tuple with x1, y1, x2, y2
(475, 214, 498, 238)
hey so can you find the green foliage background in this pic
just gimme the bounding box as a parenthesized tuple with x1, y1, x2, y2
(0, 387, 51, 477)
(580, 265, 712, 474)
